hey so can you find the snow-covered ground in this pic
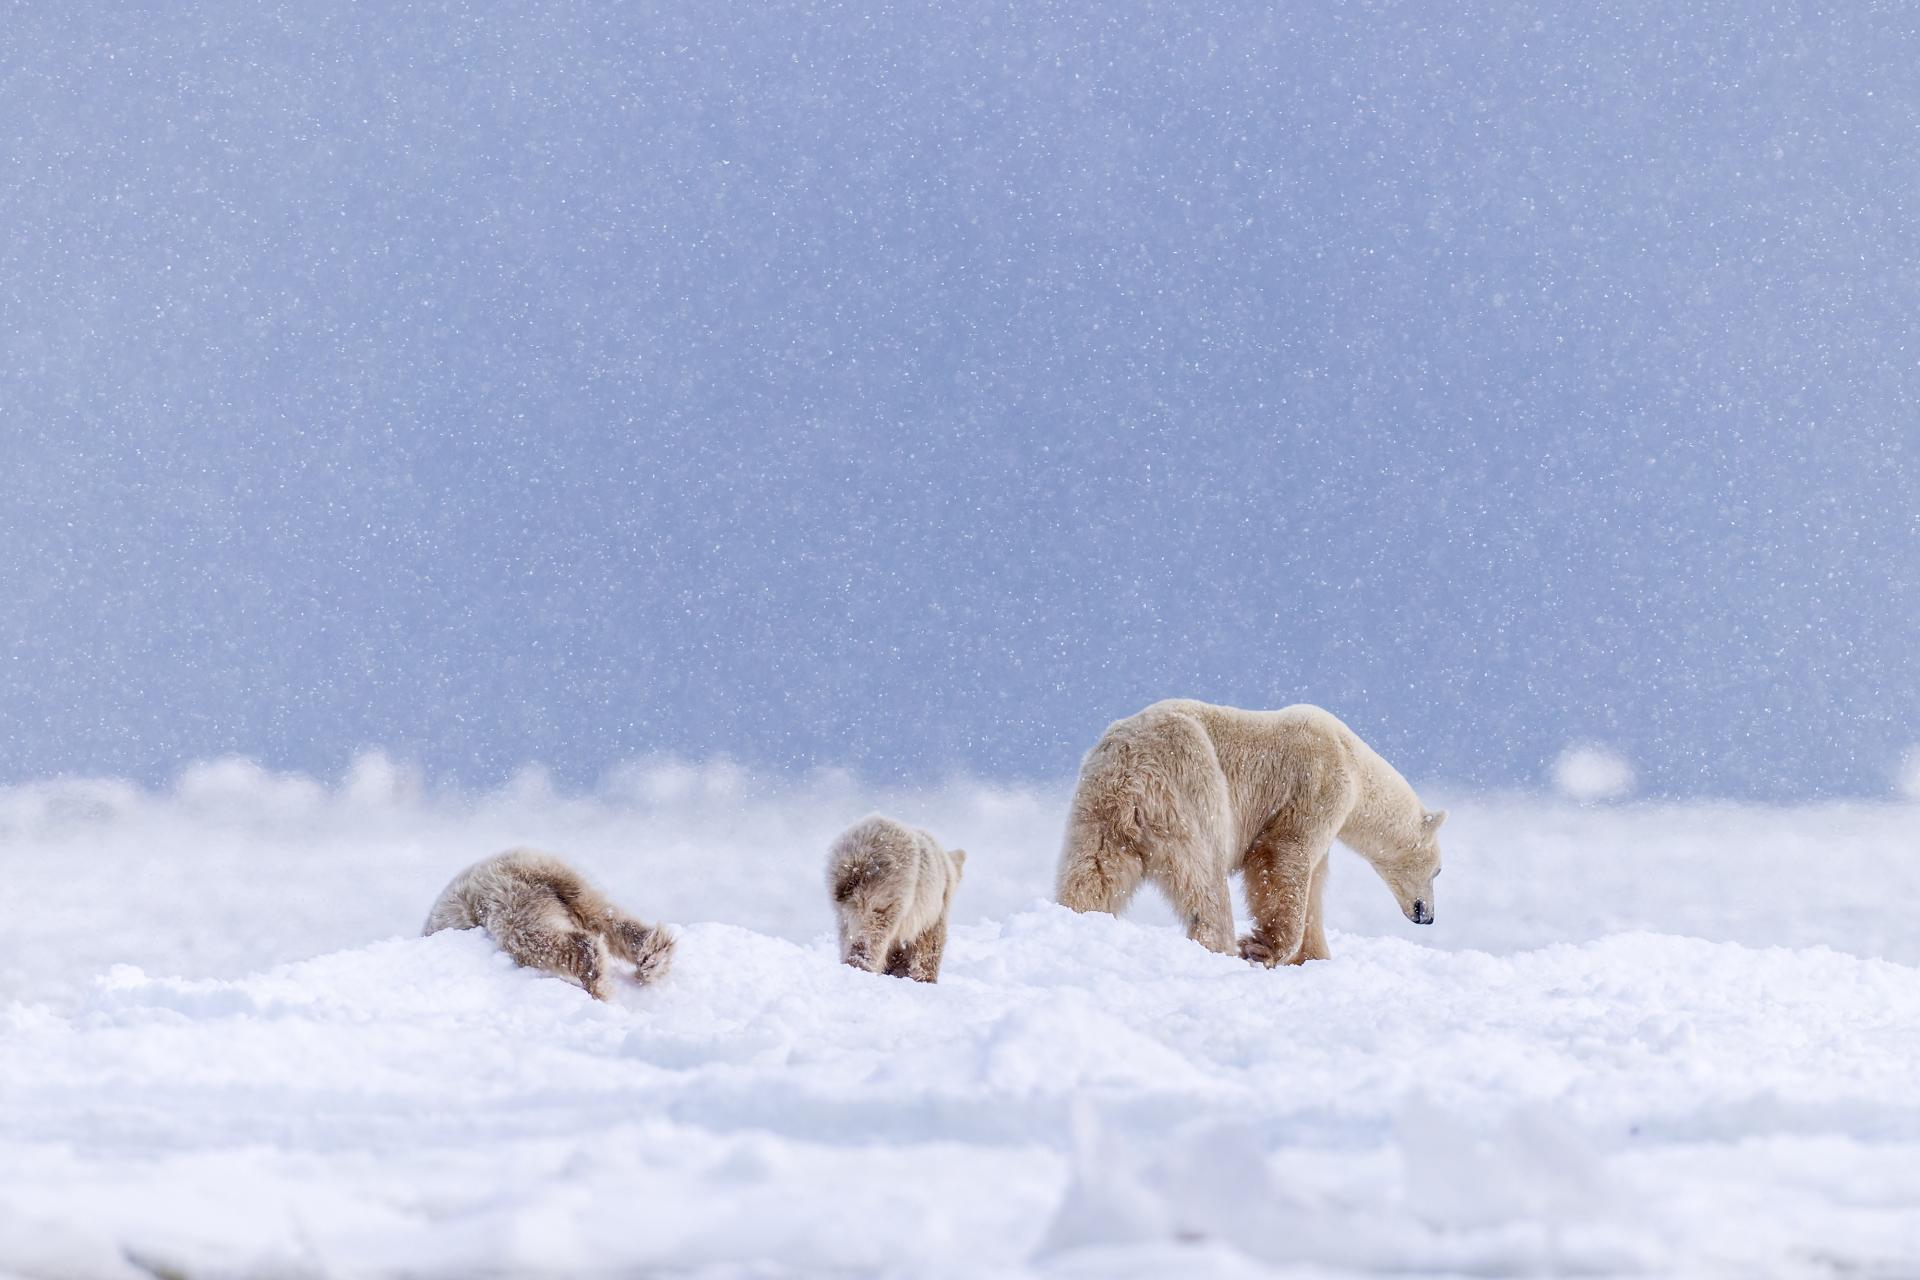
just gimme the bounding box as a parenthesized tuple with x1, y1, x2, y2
(3, 756, 1919, 1278)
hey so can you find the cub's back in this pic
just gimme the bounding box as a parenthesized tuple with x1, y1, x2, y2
(424, 849, 583, 934)
(829, 816, 930, 903)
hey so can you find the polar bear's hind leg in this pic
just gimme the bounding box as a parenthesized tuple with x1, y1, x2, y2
(1152, 839, 1236, 954)
(1056, 810, 1147, 915)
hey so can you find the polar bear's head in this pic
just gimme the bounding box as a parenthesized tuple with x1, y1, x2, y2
(1374, 808, 1445, 925)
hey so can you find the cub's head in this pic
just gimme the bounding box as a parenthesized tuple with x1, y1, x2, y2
(1374, 809, 1446, 926)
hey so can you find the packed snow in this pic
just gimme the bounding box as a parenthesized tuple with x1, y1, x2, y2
(4, 756, 1919, 1278)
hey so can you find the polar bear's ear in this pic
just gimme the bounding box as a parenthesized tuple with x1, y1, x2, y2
(1422, 809, 1448, 832)
(950, 848, 967, 873)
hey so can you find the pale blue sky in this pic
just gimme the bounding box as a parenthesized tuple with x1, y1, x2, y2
(4, 2, 1916, 796)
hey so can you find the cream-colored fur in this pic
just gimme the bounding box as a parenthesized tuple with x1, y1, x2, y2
(424, 849, 675, 998)
(1055, 699, 1446, 965)
(827, 815, 966, 983)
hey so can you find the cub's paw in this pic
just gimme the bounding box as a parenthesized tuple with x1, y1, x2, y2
(1238, 932, 1281, 969)
(625, 925, 676, 987)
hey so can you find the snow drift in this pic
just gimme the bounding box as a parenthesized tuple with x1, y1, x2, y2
(3, 757, 1919, 1276)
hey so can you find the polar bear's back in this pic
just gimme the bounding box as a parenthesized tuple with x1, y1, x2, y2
(1133, 697, 1350, 741)
(1113, 699, 1360, 775)
(1077, 699, 1377, 851)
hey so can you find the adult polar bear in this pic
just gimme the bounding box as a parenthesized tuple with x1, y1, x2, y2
(1056, 699, 1446, 965)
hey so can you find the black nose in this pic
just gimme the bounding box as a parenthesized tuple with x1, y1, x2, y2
(1412, 899, 1432, 925)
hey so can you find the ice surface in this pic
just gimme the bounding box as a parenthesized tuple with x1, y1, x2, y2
(3, 758, 1920, 1276)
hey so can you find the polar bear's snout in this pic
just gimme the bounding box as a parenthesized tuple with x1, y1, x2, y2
(1409, 898, 1434, 926)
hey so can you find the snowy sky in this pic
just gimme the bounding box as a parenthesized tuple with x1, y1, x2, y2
(3, 3, 1916, 797)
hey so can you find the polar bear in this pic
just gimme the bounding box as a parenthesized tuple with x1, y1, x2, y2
(827, 815, 966, 983)
(425, 849, 675, 998)
(1055, 700, 1446, 966)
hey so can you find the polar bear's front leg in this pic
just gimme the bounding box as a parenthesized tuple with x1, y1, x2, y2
(1292, 852, 1332, 963)
(1238, 822, 1328, 968)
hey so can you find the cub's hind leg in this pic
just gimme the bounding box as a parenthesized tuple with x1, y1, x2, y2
(537, 866, 677, 988)
(887, 919, 949, 983)
(485, 883, 612, 999)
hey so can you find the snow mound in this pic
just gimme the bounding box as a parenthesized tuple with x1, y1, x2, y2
(1551, 743, 1638, 802)
(1898, 745, 1920, 802)
(5, 911, 1920, 1277)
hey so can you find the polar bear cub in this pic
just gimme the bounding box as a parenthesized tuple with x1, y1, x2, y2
(827, 815, 966, 983)
(425, 849, 675, 999)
